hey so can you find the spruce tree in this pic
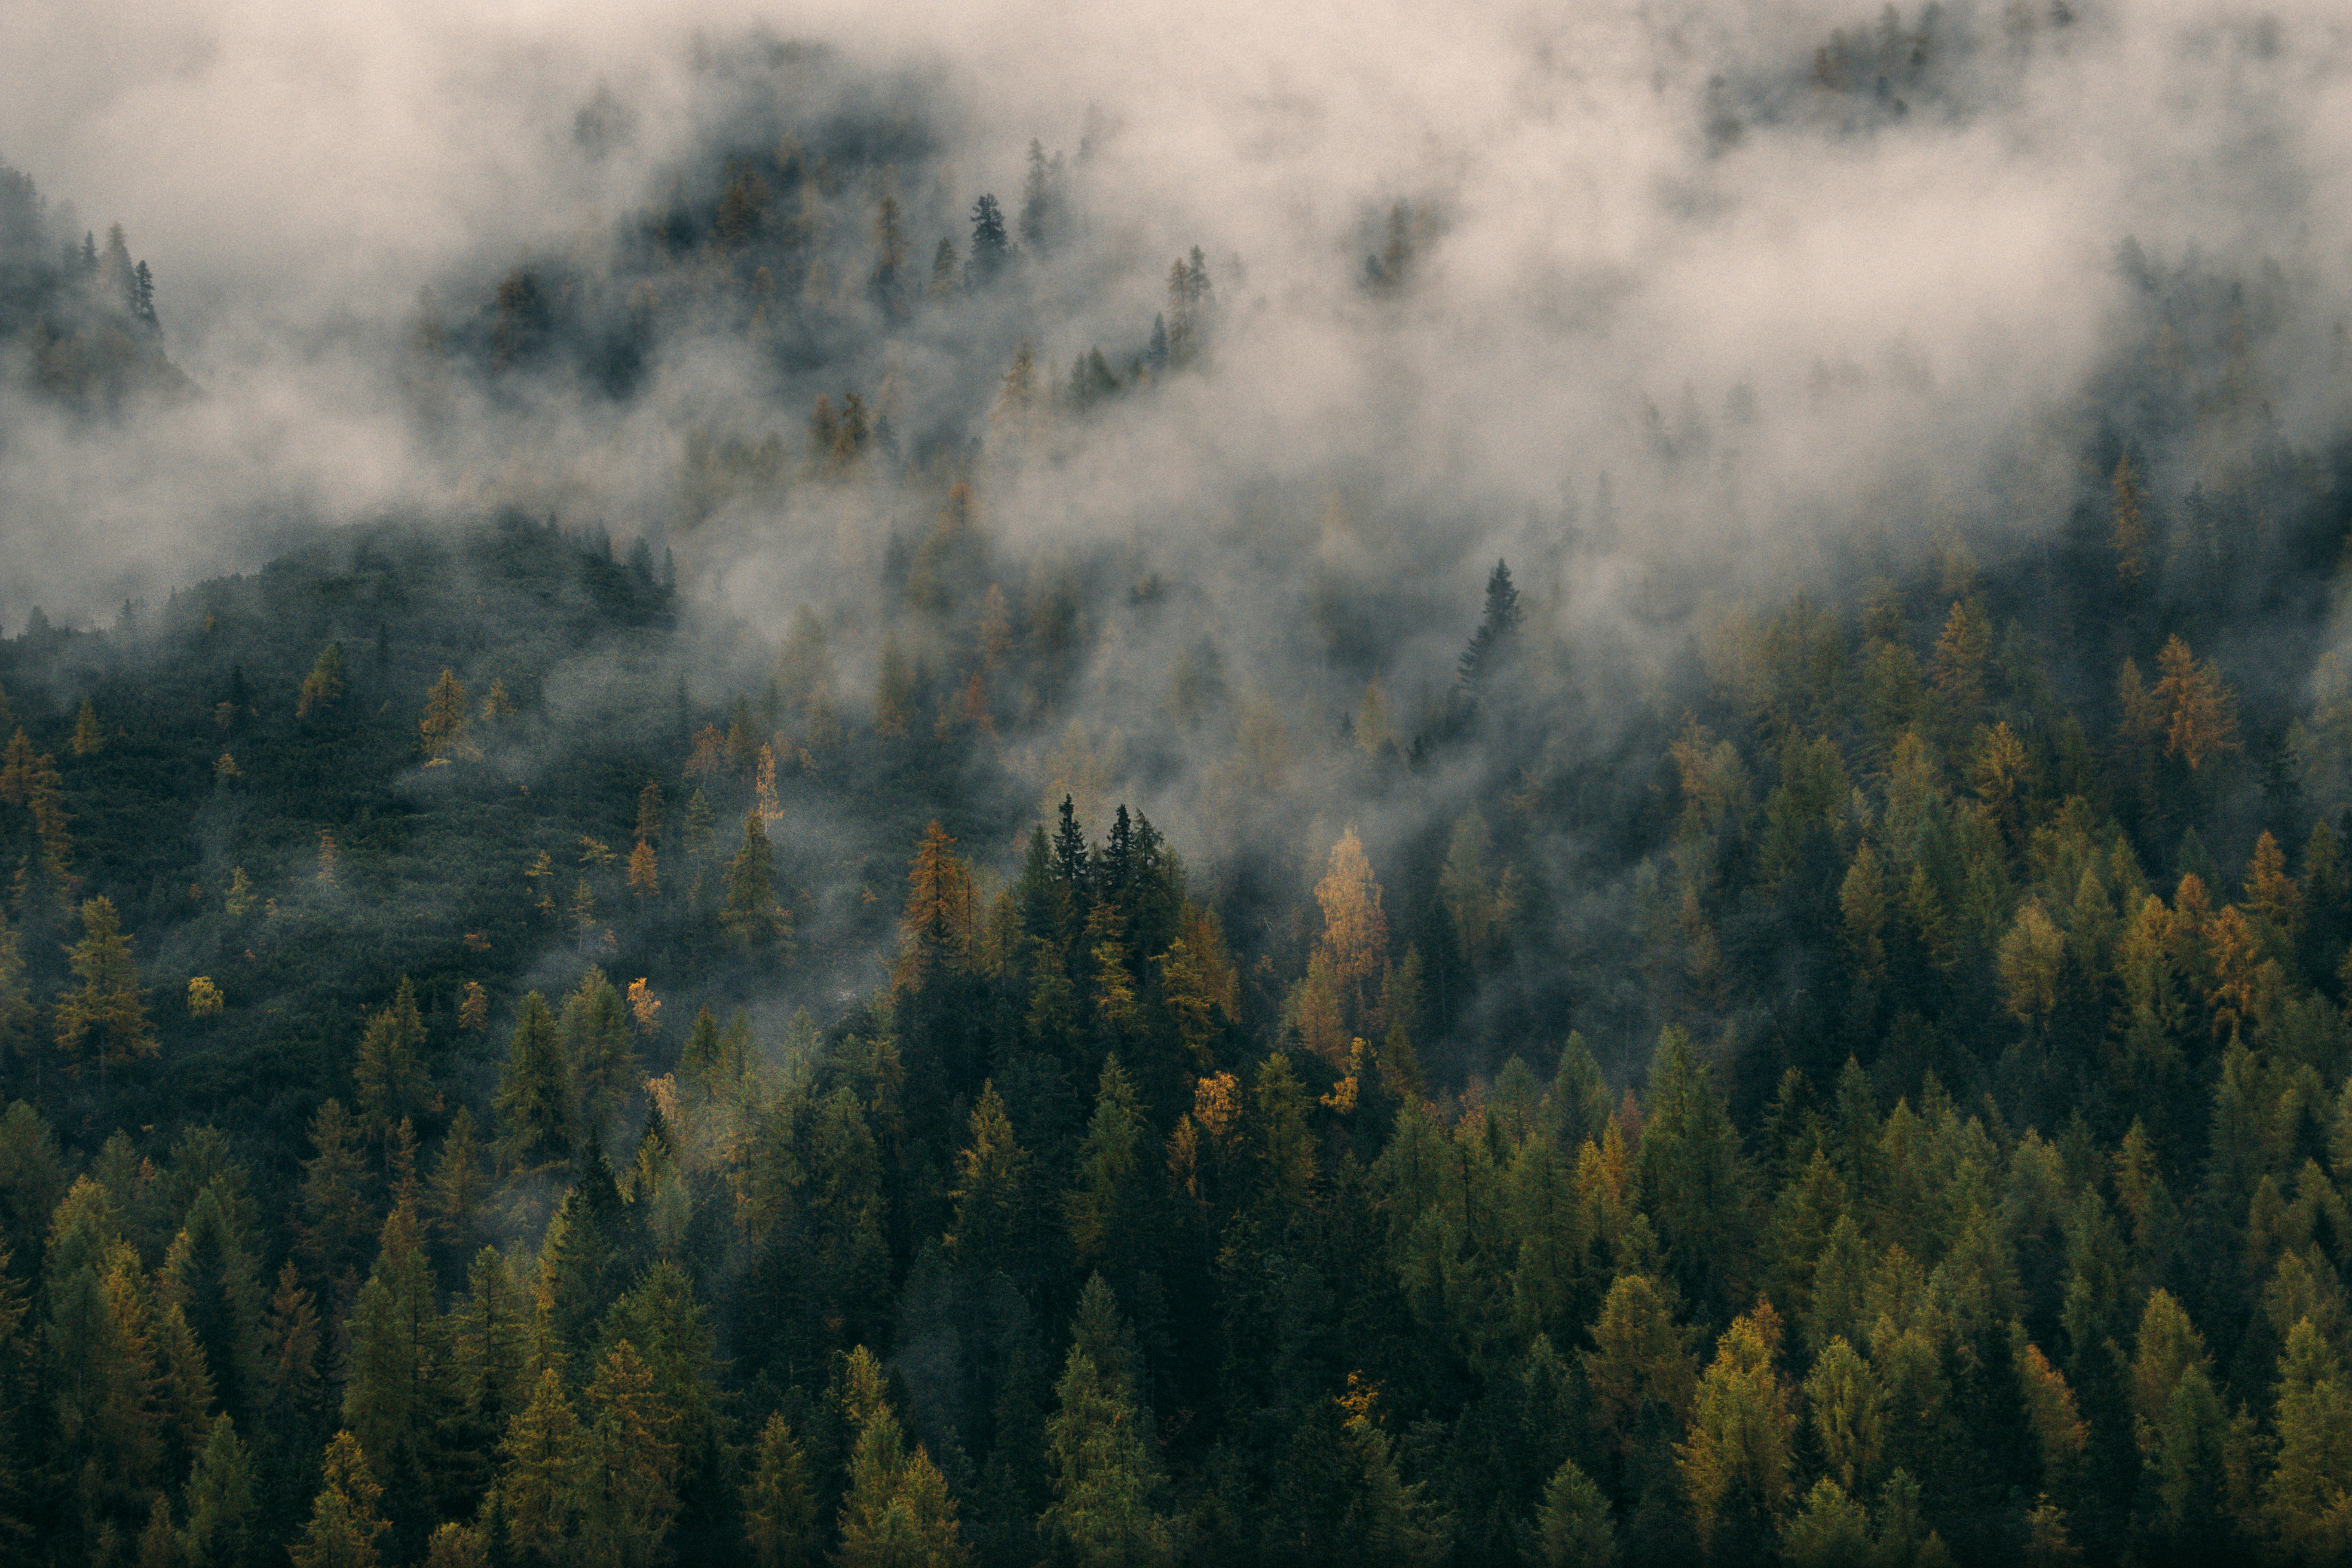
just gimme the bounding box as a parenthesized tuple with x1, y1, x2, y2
(721, 812, 789, 951)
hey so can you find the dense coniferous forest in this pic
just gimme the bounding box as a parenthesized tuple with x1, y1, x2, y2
(5, 11, 2352, 1568)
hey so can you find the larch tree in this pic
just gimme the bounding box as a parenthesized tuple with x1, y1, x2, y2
(743, 1412, 819, 1568)
(497, 1367, 584, 1563)
(893, 821, 975, 998)
(835, 1345, 970, 1567)
(2152, 634, 2239, 771)
(420, 670, 475, 763)
(575, 1339, 681, 1567)
(70, 697, 101, 756)
(54, 896, 153, 1098)
(297, 643, 346, 718)
(289, 1432, 389, 1568)
(352, 977, 429, 1147)
(1678, 1299, 1798, 1556)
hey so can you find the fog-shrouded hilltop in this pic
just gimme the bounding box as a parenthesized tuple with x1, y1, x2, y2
(0, 4, 2349, 1566)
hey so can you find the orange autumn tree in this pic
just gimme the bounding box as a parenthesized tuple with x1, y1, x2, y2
(1288, 826, 1390, 1066)
(2153, 634, 2239, 770)
(893, 821, 977, 998)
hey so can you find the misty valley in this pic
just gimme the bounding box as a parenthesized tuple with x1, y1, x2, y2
(2, 8, 2352, 1567)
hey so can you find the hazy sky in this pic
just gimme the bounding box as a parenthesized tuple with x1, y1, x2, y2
(1, 0, 2347, 639)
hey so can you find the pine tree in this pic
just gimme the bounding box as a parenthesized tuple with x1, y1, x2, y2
(159, 1179, 264, 1424)
(1458, 560, 1523, 692)
(55, 896, 153, 1099)
(1065, 1059, 1151, 1273)
(1341, 1381, 1449, 1562)
(949, 1081, 1041, 1283)
(0, 912, 37, 1073)
(341, 1195, 449, 1499)
(429, 1108, 485, 1258)
(561, 968, 638, 1136)
(1535, 1457, 1616, 1567)
(2111, 454, 2149, 583)
(1637, 1027, 1750, 1320)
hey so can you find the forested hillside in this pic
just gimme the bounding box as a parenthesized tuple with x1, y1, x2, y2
(3, 10, 2352, 1568)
